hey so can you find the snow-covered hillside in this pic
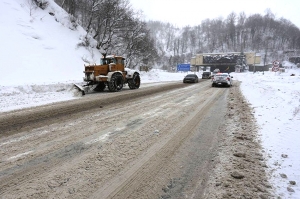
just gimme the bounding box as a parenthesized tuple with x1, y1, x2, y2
(0, 0, 100, 86)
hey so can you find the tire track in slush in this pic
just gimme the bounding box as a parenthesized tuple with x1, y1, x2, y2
(90, 88, 224, 199)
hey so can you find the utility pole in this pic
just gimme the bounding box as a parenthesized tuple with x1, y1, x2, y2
(263, 36, 272, 74)
(253, 55, 256, 73)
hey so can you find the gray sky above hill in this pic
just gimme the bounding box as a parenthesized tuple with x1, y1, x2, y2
(130, 0, 300, 28)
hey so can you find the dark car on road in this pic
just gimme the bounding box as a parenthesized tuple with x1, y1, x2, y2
(202, 72, 212, 79)
(183, 74, 199, 83)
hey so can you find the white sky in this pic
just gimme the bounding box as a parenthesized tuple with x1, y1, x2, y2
(130, 0, 300, 28)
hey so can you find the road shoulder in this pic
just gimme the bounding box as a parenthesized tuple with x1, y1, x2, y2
(203, 81, 274, 199)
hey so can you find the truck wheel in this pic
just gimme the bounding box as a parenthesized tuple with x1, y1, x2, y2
(128, 73, 140, 89)
(108, 73, 123, 92)
(94, 82, 106, 92)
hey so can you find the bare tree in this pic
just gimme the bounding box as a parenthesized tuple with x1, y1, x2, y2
(25, 0, 36, 17)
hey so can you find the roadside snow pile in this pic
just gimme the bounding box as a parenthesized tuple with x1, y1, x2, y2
(233, 68, 300, 198)
(282, 60, 299, 69)
(0, 70, 186, 112)
(0, 82, 79, 112)
(141, 69, 185, 83)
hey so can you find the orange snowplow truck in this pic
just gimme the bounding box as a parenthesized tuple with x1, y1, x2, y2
(74, 54, 140, 95)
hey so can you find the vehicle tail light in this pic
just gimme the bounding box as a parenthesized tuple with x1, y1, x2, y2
(227, 77, 230, 81)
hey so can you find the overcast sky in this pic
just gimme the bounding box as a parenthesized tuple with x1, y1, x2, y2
(130, 0, 300, 28)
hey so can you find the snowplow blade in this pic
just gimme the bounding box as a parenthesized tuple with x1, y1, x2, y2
(73, 83, 85, 95)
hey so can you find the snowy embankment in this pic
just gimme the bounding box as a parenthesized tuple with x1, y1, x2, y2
(0, 70, 189, 112)
(0, 82, 78, 112)
(0, 0, 101, 87)
(233, 68, 300, 199)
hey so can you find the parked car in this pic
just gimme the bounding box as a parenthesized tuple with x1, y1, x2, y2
(202, 71, 212, 79)
(183, 74, 199, 83)
(212, 73, 233, 87)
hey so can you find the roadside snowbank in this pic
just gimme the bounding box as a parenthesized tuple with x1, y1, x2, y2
(0, 70, 190, 112)
(233, 68, 300, 198)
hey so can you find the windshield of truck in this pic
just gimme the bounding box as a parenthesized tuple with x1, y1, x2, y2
(100, 58, 106, 65)
(100, 58, 116, 65)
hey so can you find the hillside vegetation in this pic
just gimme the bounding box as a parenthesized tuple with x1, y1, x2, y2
(56, 0, 300, 69)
